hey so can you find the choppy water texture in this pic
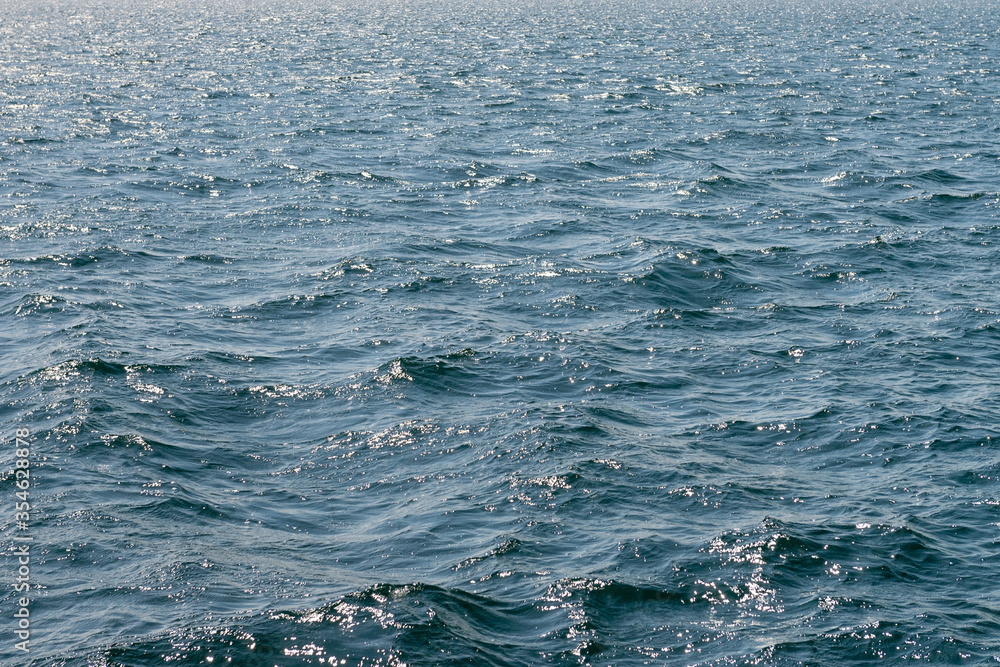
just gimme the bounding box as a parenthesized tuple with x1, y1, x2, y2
(2, 0, 1000, 664)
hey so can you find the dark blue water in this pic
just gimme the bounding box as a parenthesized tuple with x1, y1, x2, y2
(2, 0, 1000, 664)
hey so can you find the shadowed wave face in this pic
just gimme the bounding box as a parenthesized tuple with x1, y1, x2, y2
(2, 0, 1000, 664)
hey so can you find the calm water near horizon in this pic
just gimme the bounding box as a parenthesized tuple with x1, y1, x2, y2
(2, 0, 1000, 664)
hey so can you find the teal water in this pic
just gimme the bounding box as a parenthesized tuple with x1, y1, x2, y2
(3, 0, 1000, 664)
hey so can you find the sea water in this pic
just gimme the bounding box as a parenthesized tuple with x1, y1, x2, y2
(2, 0, 1000, 664)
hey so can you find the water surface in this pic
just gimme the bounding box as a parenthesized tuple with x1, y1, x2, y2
(2, 0, 1000, 664)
